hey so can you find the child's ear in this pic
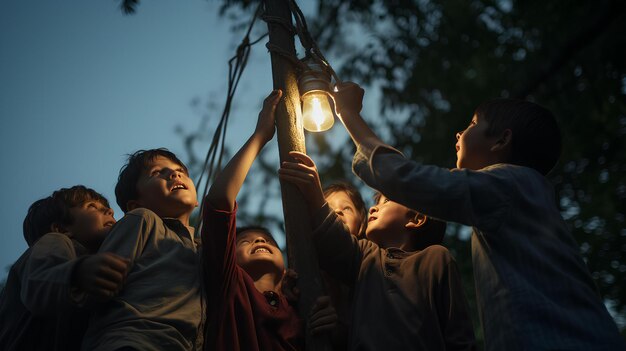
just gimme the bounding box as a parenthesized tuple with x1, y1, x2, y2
(405, 213, 427, 229)
(491, 128, 512, 152)
(126, 200, 141, 211)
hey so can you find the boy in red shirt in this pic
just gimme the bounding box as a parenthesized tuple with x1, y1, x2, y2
(202, 90, 336, 351)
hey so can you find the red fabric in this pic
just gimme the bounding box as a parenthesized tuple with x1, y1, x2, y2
(202, 203, 303, 351)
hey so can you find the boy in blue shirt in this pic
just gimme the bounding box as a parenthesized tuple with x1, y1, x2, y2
(331, 82, 625, 350)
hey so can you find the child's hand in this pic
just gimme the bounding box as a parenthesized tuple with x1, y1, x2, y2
(332, 82, 364, 118)
(73, 252, 130, 300)
(278, 151, 326, 213)
(280, 268, 300, 304)
(254, 89, 282, 143)
(308, 296, 338, 336)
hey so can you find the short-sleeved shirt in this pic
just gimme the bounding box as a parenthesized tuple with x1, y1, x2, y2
(0, 233, 89, 351)
(81, 208, 202, 351)
(201, 203, 303, 351)
(311, 204, 476, 351)
(352, 143, 626, 350)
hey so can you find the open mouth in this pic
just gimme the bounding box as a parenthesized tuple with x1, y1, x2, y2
(368, 216, 377, 222)
(171, 183, 188, 191)
(455, 144, 460, 152)
(104, 221, 115, 228)
(251, 245, 272, 255)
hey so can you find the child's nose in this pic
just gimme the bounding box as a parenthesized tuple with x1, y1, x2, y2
(456, 131, 462, 140)
(254, 237, 267, 243)
(168, 169, 182, 179)
(369, 206, 378, 214)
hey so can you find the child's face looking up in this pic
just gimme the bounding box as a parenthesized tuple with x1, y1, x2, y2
(365, 195, 413, 245)
(134, 156, 198, 221)
(67, 200, 115, 252)
(236, 230, 284, 277)
(326, 190, 362, 236)
(455, 114, 501, 170)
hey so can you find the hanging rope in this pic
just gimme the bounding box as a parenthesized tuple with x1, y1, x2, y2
(287, 0, 341, 83)
(195, 1, 266, 230)
(195, 0, 340, 231)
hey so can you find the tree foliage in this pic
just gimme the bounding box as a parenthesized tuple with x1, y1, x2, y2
(217, 0, 626, 331)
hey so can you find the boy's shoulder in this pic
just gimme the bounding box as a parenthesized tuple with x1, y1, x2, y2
(125, 207, 161, 220)
(109, 208, 165, 237)
(121, 208, 165, 227)
(418, 244, 453, 260)
(481, 163, 545, 180)
(34, 232, 77, 251)
(409, 244, 457, 274)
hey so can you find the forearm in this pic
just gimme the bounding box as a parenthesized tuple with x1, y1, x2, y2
(207, 133, 267, 211)
(311, 204, 361, 285)
(340, 110, 385, 151)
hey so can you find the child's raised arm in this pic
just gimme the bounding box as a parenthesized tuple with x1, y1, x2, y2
(277, 151, 325, 215)
(279, 152, 362, 285)
(207, 90, 282, 211)
(332, 82, 385, 152)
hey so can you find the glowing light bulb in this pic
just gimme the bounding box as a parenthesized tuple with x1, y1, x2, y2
(302, 91, 334, 132)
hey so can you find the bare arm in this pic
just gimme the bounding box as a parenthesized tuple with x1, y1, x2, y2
(332, 82, 385, 152)
(207, 90, 282, 211)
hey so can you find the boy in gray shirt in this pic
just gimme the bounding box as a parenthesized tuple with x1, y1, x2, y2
(82, 149, 202, 351)
(0, 185, 127, 351)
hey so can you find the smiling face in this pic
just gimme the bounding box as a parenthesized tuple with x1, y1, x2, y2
(132, 156, 198, 224)
(455, 114, 502, 170)
(235, 229, 284, 279)
(365, 194, 414, 247)
(326, 190, 363, 236)
(66, 200, 115, 252)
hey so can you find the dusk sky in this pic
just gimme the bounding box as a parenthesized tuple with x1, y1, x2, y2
(0, 0, 331, 279)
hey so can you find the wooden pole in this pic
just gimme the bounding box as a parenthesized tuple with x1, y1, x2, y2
(264, 0, 331, 350)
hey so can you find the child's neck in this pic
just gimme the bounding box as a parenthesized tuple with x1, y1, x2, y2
(252, 272, 281, 293)
(377, 231, 414, 252)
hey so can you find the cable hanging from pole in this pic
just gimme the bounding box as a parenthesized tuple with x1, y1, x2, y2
(195, 1, 266, 231)
(195, 0, 340, 230)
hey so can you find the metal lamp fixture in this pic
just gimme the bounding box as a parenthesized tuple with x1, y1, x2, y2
(298, 60, 334, 132)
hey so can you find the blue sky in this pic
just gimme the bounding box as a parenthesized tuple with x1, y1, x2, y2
(0, 0, 292, 279)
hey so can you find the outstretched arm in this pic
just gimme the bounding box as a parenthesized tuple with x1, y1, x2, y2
(279, 151, 362, 284)
(332, 82, 385, 152)
(207, 90, 282, 211)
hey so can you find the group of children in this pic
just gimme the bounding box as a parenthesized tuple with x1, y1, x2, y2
(1, 83, 624, 351)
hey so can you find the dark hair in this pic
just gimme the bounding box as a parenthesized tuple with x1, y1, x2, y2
(115, 148, 188, 213)
(23, 185, 110, 247)
(475, 98, 561, 175)
(236, 226, 278, 246)
(372, 192, 446, 251)
(323, 181, 368, 238)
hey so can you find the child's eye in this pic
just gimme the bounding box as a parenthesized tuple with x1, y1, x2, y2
(150, 169, 161, 177)
(87, 203, 98, 210)
(343, 207, 353, 213)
